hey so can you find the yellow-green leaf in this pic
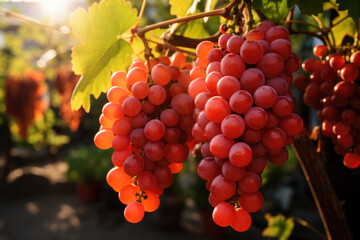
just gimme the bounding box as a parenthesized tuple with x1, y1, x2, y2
(169, 0, 195, 17)
(332, 10, 355, 46)
(70, 0, 138, 112)
(262, 214, 294, 240)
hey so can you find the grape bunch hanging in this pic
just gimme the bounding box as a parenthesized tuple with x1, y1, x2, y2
(191, 20, 304, 232)
(94, 52, 196, 223)
(294, 45, 360, 169)
(5, 70, 47, 139)
(54, 67, 84, 132)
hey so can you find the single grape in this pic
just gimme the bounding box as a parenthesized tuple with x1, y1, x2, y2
(256, 53, 284, 78)
(94, 130, 114, 150)
(212, 202, 235, 227)
(313, 45, 327, 57)
(231, 208, 252, 232)
(210, 175, 236, 201)
(227, 35, 245, 54)
(205, 96, 231, 123)
(229, 142, 253, 167)
(217, 76, 241, 99)
(229, 90, 253, 114)
(253, 86, 277, 109)
(210, 134, 235, 159)
(221, 53, 246, 78)
(240, 40, 264, 64)
(124, 201, 145, 223)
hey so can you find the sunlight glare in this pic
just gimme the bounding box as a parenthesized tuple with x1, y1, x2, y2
(41, 0, 70, 23)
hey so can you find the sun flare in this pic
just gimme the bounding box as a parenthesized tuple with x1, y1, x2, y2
(40, 0, 70, 22)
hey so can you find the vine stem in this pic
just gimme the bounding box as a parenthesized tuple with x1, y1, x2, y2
(285, 6, 294, 35)
(132, 0, 236, 59)
(290, 29, 326, 44)
(134, 0, 236, 37)
(138, 0, 147, 21)
(283, 14, 329, 47)
(331, 15, 349, 29)
(166, 31, 222, 49)
(293, 137, 353, 240)
(133, 0, 147, 29)
(281, 20, 322, 30)
(0, 7, 67, 36)
(146, 39, 196, 56)
(312, 15, 323, 29)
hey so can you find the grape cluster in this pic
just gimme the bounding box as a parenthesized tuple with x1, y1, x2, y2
(93, 52, 195, 223)
(294, 46, 360, 169)
(5, 70, 47, 139)
(54, 67, 83, 131)
(191, 20, 304, 232)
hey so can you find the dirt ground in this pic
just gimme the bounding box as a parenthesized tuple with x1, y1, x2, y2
(0, 157, 326, 240)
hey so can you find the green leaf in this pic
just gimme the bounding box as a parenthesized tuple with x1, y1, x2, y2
(332, 9, 355, 46)
(70, 0, 137, 112)
(169, 0, 195, 17)
(337, 0, 360, 21)
(253, 0, 289, 23)
(263, 214, 295, 240)
(288, 0, 327, 16)
(180, 18, 213, 38)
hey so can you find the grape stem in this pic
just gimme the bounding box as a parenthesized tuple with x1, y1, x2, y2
(138, 0, 147, 21)
(244, 0, 254, 33)
(137, 190, 144, 202)
(134, 0, 147, 28)
(227, 1, 245, 34)
(138, 33, 154, 75)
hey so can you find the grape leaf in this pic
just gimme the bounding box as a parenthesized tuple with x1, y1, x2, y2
(332, 9, 355, 46)
(169, 0, 195, 17)
(287, 0, 327, 16)
(180, 18, 212, 38)
(253, 0, 289, 23)
(262, 214, 294, 240)
(337, 0, 360, 21)
(70, 0, 137, 112)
